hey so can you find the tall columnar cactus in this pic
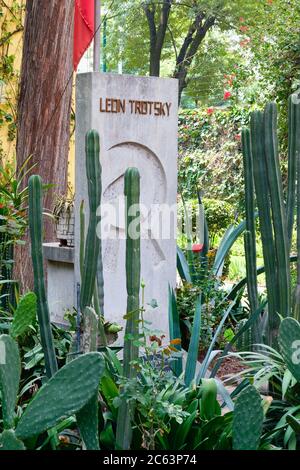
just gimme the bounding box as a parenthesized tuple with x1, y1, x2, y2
(242, 128, 260, 344)
(116, 167, 141, 450)
(243, 95, 300, 344)
(249, 111, 279, 346)
(28, 175, 58, 378)
(79, 180, 106, 350)
(264, 103, 290, 320)
(124, 167, 141, 362)
(80, 130, 102, 313)
(290, 92, 300, 321)
(287, 93, 300, 249)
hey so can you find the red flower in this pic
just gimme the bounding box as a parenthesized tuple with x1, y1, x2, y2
(192, 243, 204, 253)
(239, 38, 250, 47)
(224, 91, 232, 100)
(234, 134, 241, 141)
(206, 107, 214, 115)
(239, 25, 249, 33)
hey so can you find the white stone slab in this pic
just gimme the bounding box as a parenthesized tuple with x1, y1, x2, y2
(75, 73, 178, 341)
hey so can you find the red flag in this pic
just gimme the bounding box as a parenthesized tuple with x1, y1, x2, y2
(73, 0, 95, 71)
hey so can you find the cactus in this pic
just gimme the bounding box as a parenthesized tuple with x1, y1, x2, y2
(0, 430, 25, 451)
(116, 167, 141, 450)
(0, 334, 104, 449)
(287, 93, 300, 249)
(278, 317, 300, 382)
(233, 385, 264, 450)
(123, 167, 141, 374)
(11, 292, 37, 339)
(80, 130, 102, 312)
(235, 318, 252, 352)
(291, 92, 300, 320)
(79, 183, 107, 350)
(264, 103, 290, 319)
(242, 128, 260, 344)
(243, 96, 300, 344)
(81, 306, 98, 353)
(76, 393, 99, 450)
(0, 335, 21, 429)
(249, 110, 282, 346)
(15, 352, 104, 440)
(28, 175, 58, 378)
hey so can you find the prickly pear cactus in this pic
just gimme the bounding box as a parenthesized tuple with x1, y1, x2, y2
(15, 352, 105, 440)
(0, 430, 25, 451)
(0, 335, 21, 429)
(278, 317, 300, 382)
(11, 292, 37, 339)
(76, 394, 99, 450)
(233, 385, 264, 450)
(236, 318, 252, 351)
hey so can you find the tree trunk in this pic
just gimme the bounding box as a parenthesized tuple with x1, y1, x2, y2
(144, 0, 172, 77)
(15, 0, 74, 291)
(174, 15, 215, 103)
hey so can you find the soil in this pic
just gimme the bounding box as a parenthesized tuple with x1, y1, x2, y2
(198, 350, 246, 382)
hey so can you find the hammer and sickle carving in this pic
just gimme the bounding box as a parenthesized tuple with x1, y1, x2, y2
(102, 142, 167, 273)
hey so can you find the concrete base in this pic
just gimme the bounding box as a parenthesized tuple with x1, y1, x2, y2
(43, 243, 75, 326)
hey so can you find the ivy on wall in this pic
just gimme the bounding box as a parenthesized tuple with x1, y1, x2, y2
(0, 0, 24, 157)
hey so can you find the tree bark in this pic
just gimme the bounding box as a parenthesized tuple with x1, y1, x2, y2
(143, 0, 172, 77)
(15, 0, 74, 291)
(174, 15, 215, 103)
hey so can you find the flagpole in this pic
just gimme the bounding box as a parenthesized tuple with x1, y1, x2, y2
(93, 0, 101, 72)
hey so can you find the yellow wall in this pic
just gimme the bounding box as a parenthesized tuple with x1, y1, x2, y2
(0, 0, 75, 189)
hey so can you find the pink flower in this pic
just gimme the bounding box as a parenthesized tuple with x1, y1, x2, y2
(192, 243, 204, 253)
(239, 38, 251, 47)
(206, 107, 214, 115)
(224, 91, 232, 100)
(239, 25, 249, 33)
(234, 134, 241, 141)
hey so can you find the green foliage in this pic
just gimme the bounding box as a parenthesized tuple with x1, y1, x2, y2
(0, 1, 24, 143)
(116, 167, 141, 450)
(235, 319, 252, 352)
(232, 385, 264, 450)
(15, 352, 104, 441)
(178, 107, 248, 209)
(28, 175, 58, 378)
(243, 98, 299, 346)
(80, 130, 102, 312)
(178, 197, 235, 245)
(10, 292, 37, 339)
(0, 332, 105, 450)
(0, 335, 20, 429)
(278, 317, 300, 382)
(184, 296, 201, 386)
(0, 161, 29, 310)
(0, 430, 25, 451)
